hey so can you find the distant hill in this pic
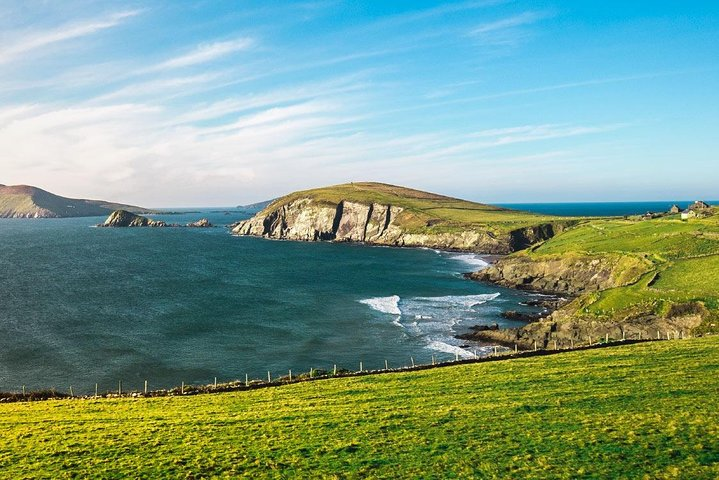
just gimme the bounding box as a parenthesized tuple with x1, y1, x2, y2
(237, 199, 276, 213)
(232, 182, 574, 253)
(0, 184, 152, 218)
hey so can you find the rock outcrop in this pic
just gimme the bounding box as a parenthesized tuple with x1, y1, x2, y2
(232, 198, 560, 253)
(187, 218, 212, 228)
(99, 210, 166, 227)
(468, 253, 653, 295)
(463, 252, 703, 348)
(460, 304, 706, 350)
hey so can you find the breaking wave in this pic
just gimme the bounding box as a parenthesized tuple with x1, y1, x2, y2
(359, 295, 401, 315)
(358, 292, 502, 357)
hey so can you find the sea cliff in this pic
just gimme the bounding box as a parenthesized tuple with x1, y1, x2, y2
(232, 183, 568, 253)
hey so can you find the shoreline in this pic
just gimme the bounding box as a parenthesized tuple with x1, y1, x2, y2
(0, 337, 684, 403)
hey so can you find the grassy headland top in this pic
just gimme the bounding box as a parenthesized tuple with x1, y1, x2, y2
(260, 181, 564, 233)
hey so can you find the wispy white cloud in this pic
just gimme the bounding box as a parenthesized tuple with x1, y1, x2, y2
(0, 10, 141, 65)
(469, 11, 547, 36)
(147, 38, 255, 71)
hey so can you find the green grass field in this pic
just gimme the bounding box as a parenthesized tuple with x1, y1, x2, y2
(263, 182, 566, 235)
(2, 338, 718, 478)
(524, 211, 719, 326)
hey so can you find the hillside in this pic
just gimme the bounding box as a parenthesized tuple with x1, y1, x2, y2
(469, 207, 719, 346)
(232, 182, 576, 253)
(1, 337, 717, 478)
(0, 184, 151, 218)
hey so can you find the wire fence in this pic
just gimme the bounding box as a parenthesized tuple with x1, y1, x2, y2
(0, 329, 695, 403)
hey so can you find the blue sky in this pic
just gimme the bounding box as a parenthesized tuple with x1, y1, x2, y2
(0, 1, 717, 206)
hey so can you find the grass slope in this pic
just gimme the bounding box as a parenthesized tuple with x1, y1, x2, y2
(1, 338, 718, 478)
(263, 182, 566, 235)
(526, 210, 719, 329)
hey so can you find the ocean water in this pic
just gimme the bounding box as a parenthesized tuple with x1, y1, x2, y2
(497, 201, 718, 217)
(2, 200, 696, 394)
(0, 210, 541, 394)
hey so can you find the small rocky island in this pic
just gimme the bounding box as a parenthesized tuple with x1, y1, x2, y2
(98, 210, 212, 228)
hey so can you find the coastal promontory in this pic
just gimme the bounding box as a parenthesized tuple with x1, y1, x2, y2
(0, 184, 151, 218)
(232, 182, 575, 253)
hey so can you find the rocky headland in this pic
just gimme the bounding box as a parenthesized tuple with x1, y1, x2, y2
(461, 253, 708, 349)
(232, 183, 572, 253)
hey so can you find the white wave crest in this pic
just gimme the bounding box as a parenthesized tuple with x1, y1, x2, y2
(413, 293, 500, 308)
(449, 254, 489, 269)
(427, 340, 475, 359)
(359, 295, 401, 315)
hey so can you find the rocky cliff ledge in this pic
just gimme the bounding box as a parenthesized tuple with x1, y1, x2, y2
(99, 210, 166, 227)
(232, 198, 560, 253)
(468, 253, 652, 295)
(462, 253, 704, 349)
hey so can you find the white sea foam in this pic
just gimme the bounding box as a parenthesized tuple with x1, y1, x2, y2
(359, 295, 401, 315)
(449, 253, 489, 269)
(427, 340, 475, 359)
(413, 293, 500, 308)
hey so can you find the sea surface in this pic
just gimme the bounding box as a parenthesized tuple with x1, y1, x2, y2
(0, 201, 704, 394)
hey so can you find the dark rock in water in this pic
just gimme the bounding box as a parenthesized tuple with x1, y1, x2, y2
(187, 218, 212, 228)
(469, 323, 500, 331)
(502, 310, 544, 322)
(98, 210, 166, 227)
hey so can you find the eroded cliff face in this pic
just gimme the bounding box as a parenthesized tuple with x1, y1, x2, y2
(231, 198, 557, 253)
(468, 253, 653, 295)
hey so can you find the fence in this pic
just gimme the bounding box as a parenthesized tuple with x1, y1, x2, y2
(0, 329, 695, 403)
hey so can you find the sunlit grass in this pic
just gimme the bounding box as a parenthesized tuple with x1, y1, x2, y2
(1, 337, 718, 478)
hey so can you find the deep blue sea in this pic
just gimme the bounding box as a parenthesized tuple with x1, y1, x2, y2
(0, 201, 705, 394)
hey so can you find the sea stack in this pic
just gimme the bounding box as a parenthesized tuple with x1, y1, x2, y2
(187, 218, 212, 228)
(99, 210, 166, 227)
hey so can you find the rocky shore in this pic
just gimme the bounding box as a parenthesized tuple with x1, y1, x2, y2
(460, 255, 705, 350)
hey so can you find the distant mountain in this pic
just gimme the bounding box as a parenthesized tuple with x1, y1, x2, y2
(0, 184, 152, 218)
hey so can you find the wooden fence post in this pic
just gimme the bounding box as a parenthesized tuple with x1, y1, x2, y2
(534, 340, 537, 351)
(289, 370, 292, 381)
(605, 333, 609, 343)
(144, 380, 148, 395)
(334, 364, 337, 375)
(514, 344, 518, 353)
(214, 377, 217, 388)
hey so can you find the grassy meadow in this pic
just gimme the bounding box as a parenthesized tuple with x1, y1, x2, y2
(1, 337, 718, 478)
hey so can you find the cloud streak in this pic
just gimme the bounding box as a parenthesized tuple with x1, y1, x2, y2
(0, 10, 141, 64)
(148, 38, 255, 71)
